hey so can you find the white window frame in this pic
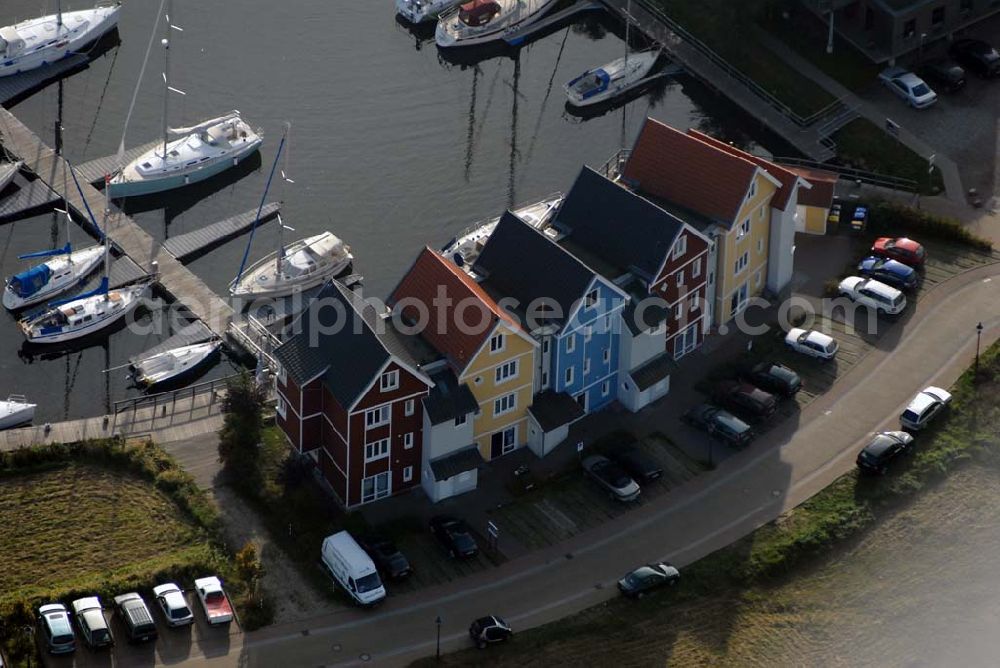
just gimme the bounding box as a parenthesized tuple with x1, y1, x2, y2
(583, 358, 591, 374)
(603, 348, 610, 364)
(454, 413, 467, 427)
(672, 234, 687, 260)
(364, 438, 390, 463)
(584, 288, 598, 309)
(361, 471, 391, 503)
(403, 466, 413, 483)
(737, 218, 751, 240)
(584, 326, 592, 343)
(566, 334, 576, 353)
(692, 293, 700, 311)
(748, 180, 757, 199)
(602, 381, 610, 397)
(277, 364, 287, 386)
(493, 392, 517, 418)
(755, 270, 762, 288)
(565, 367, 574, 386)
(675, 302, 682, 319)
(365, 405, 390, 430)
(490, 333, 505, 354)
(758, 237, 764, 254)
(677, 269, 684, 287)
(275, 395, 287, 419)
(495, 359, 518, 384)
(404, 399, 415, 416)
(403, 432, 414, 449)
(692, 257, 701, 278)
(734, 251, 749, 276)
(380, 370, 399, 392)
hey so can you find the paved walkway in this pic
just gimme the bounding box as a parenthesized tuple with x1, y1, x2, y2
(148, 254, 1000, 667)
(753, 27, 967, 204)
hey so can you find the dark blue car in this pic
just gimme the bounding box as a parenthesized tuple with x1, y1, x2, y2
(857, 256, 919, 291)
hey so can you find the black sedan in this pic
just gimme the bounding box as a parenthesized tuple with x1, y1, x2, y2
(429, 516, 479, 559)
(682, 403, 755, 447)
(469, 616, 512, 649)
(949, 38, 999, 78)
(919, 59, 966, 92)
(358, 536, 412, 580)
(742, 362, 801, 398)
(582, 455, 641, 502)
(856, 431, 914, 475)
(618, 563, 680, 598)
(610, 443, 663, 484)
(713, 380, 777, 423)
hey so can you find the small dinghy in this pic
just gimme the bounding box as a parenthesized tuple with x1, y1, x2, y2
(131, 339, 222, 387)
(0, 394, 36, 430)
(565, 51, 660, 108)
(0, 161, 21, 193)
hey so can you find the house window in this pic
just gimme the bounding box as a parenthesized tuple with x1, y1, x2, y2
(364, 438, 390, 462)
(759, 207, 765, 220)
(605, 315, 611, 329)
(565, 367, 574, 386)
(758, 237, 764, 254)
(602, 381, 610, 397)
(380, 370, 399, 392)
(692, 258, 701, 278)
(403, 432, 414, 449)
(454, 413, 467, 427)
(275, 395, 287, 419)
(494, 425, 518, 455)
(737, 218, 751, 240)
(734, 251, 749, 275)
(566, 334, 576, 353)
(541, 371, 548, 386)
(677, 270, 684, 287)
(903, 18, 916, 37)
(748, 180, 756, 199)
(931, 6, 945, 25)
(584, 358, 591, 374)
(603, 348, 610, 363)
(672, 234, 687, 260)
(692, 293, 701, 311)
(674, 322, 699, 359)
(365, 405, 390, 429)
(404, 399, 415, 416)
(490, 333, 505, 353)
(361, 471, 391, 503)
(493, 392, 517, 417)
(755, 270, 762, 288)
(675, 302, 682, 319)
(730, 283, 749, 316)
(277, 364, 287, 386)
(403, 466, 413, 483)
(584, 326, 592, 342)
(495, 359, 518, 384)
(584, 289, 598, 309)
(542, 339, 549, 354)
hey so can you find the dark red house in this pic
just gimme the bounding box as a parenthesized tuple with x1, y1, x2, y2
(274, 281, 433, 508)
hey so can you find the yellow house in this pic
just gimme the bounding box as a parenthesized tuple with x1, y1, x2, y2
(390, 247, 538, 461)
(621, 119, 813, 326)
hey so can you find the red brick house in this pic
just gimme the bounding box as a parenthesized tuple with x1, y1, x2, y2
(273, 281, 433, 507)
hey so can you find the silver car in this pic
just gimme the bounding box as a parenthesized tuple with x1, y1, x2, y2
(582, 454, 641, 502)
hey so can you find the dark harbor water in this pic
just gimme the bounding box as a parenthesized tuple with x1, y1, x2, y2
(1, 0, 790, 422)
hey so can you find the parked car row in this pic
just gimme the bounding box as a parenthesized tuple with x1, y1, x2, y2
(36, 576, 230, 655)
(880, 38, 998, 109)
(856, 386, 952, 475)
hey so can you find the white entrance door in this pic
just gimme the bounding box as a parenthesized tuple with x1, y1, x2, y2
(361, 471, 391, 504)
(674, 322, 699, 359)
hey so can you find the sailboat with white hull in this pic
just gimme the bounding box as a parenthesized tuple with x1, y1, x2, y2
(131, 339, 222, 387)
(107, 2, 261, 198)
(0, 2, 120, 78)
(3, 208, 104, 311)
(435, 0, 559, 48)
(19, 173, 149, 344)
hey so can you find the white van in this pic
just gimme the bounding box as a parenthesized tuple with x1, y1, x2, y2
(321, 531, 386, 605)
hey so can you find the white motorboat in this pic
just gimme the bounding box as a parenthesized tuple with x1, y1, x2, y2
(108, 111, 262, 198)
(565, 50, 660, 107)
(230, 231, 353, 299)
(0, 3, 120, 78)
(442, 193, 562, 269)
(4, 209, 103, 310)
(0, 161, 21, 193)
(20, 282, 148, 344)
(435, 0, 559, 48)
(107, 3, 261, 198)
(131, 339, 222, 386)
(396, 0, 462, 24)
(0, 395, 35, 429)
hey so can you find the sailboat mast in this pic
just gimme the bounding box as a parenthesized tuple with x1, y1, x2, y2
(161, 0, 173, 161)
(65, 208, 72, 262)
(56, 0, 63, 33)
(103, 175, 111, 296)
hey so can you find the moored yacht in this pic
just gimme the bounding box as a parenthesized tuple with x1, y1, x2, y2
(131, 339, 222, 387)
(19, 282, 148, 344)
(0, 3, 120, 78)
(565, 51, 660, 107)
(396, 0, 462, 24)
(4, 246, 104, 311)
(435, 0, 559, 48)
(230, 231, 353, 299)
(108, 111, 262, 198)
(0, 395, 35, 429)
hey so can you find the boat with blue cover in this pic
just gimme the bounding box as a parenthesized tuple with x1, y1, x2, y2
(564, 50, 659, 108)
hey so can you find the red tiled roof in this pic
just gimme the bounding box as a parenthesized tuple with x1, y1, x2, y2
(390, 247, 518, 371)
(786, 166, 838, 209)
(622, 118, 759, 224)
(687, 129, 801, 212)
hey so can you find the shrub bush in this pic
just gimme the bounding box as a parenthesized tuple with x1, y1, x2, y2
(870, 202, 992, 251)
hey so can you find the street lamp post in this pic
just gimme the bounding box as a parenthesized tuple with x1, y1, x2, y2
(975, 322, 984, 380)
(23, 624, 35, 668)
(435, 615, 442, 661)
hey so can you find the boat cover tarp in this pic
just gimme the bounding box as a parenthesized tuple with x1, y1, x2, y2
(9, 264, 51, 298)
(570, 69, 610, 99)
(459, 0, 500, 26)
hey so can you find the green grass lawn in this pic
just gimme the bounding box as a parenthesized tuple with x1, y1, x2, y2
(0, 463, 205, 606)
(833, 118, 945, 194)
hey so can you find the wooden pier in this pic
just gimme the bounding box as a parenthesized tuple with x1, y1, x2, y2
(130, 319, 216, 363)
(0, 108, 235, 339)
(163, 201, 281, 262)
(0, 54, 89, 105)
(0, 174, 61, 222)
(75, 139, 160, 184)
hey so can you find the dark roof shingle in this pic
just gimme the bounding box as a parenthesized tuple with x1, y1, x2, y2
(430, 445, 485, 482)
(423, 369, 480, 426)
(528, 390, 586, 432)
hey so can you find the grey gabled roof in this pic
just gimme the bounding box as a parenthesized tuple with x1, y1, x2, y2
(429, 445, 484, 482)
(274, 281, 424, 407)
(474, 211, 597, 330)
(631, 351, 677, 391)
(528, 390, 586, 432)
(554, 166, 686, 282)
(423, 369, 480, 426)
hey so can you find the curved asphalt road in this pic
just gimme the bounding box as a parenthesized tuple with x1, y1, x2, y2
(164, 264, 1000, 668)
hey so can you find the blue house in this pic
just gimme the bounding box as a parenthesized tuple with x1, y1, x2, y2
(474, 212, 628, 456)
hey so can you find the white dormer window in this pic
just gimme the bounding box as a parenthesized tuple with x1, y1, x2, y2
(490, 333, 505, 354)
(748, 179, 757, 199)
(737, 218, 751, 240)
(672, 234, 687, 260)
(380, 370, 399, 392)
(585, 289, 598, 309)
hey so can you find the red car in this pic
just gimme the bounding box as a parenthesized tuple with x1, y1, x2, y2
(871, 237, 925, 267)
